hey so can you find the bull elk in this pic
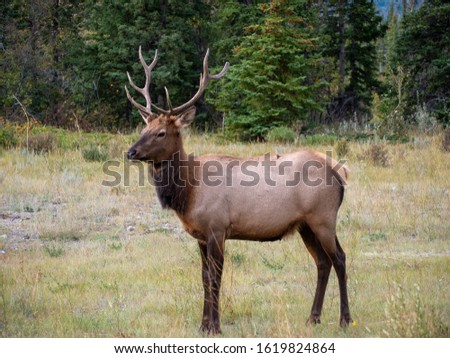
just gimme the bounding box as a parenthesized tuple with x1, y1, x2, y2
(125, 47, 352, 334)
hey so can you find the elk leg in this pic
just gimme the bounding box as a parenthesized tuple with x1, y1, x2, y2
(308, 225, 352, 327)
(299, 225, 332, 325)
(334, 236, 352, 327)
(198, 241, 211, 332)
(206, 234, 225, 335)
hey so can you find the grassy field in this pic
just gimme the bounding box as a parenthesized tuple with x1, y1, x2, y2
(0, 129, 449, 337)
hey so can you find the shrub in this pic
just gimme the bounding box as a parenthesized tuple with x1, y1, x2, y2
(366, 141, 390, 167)
(265, 126, 296, 143)
(0, 125, 17, 148)
(414, 104, 439, 134)
(376, 110, 406, 138)
(82, 145, 108, 162)
(24, 132, 57, 153)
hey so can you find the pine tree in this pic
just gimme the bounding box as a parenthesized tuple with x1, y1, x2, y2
(375, 0, 403, 120)
(211, 0, 322, 140)
(395, 0, 450, 122)
(76, 0, 211, 127)
(1, 0, 63, 121)
(209, 0, 263, 62)
(385, 0, 400, 66)
(319, 0, 385, 121)
(318, 0, 348, 120)
(345, 0, 386, 117)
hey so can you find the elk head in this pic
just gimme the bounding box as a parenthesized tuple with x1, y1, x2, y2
(125, 47, 229, 163)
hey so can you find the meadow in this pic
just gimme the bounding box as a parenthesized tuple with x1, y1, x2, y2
(0, 127, 448, 337)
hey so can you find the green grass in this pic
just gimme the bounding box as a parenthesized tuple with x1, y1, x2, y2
(0, 128, 448, 337)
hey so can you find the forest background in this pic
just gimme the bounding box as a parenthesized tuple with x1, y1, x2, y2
(1, 0, 448, 141)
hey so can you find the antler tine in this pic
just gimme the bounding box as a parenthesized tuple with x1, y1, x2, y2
(210, 61, 230, 79)
(125, 47, 159, 121)
(140, 46, 158, 73)
(202, 48, 210, 81)
(164, 87, 173, 113)
(169, 49, 229, 115)
(150, 102, 170, 115)
(124, 85, 149, 120)
(138, 47, 158, 113)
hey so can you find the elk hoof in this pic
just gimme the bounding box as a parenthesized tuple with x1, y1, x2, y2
(199, 321, 222, 335)
(199, 323, 209, 333)
(306, 315, 321, 325)
(208, 324, 222, 335)
(339, 316, 352, 328)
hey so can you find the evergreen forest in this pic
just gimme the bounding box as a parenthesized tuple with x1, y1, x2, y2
(1, 0, 448, 140)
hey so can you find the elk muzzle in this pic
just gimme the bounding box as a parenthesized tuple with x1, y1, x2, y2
(127, 148, 138, 160)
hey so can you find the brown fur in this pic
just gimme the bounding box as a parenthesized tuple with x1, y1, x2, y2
(125, 49, 352, 334)
(152, 156, 190, 214)
(128, 113, 352, 334)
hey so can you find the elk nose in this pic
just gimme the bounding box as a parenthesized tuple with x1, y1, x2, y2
(127, 149, 137, 160)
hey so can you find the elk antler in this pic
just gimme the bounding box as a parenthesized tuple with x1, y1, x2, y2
(126, 48, 229, 119)
(124, 46, 159, 123)
(161, 49, 230, 115)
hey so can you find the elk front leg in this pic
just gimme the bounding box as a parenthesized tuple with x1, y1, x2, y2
(198, 241, 211, 332)
(206, 234, 225, 335)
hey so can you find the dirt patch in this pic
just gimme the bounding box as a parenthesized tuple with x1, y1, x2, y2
(0, 210, 40, 252)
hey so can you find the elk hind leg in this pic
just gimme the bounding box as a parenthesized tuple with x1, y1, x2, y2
(310, 224, 352, 327)
(299, 224, 332, 325)
(334, 236, 352, 327)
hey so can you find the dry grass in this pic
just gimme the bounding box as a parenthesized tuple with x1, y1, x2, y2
(0, 130, 449, 337)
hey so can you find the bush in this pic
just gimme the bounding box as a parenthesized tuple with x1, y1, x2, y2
(82, 145, 108, 162)
(414, 104, 439, 134)
(371, 93, 406, 138)
(24, 132, 57, 153)
(266, 126, 296, 143)
(366, 141, 390, 167)
(0, 125, 17, 148)
(376, 110, 406, 138)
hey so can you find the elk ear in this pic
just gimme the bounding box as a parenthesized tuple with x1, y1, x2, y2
(175, 107, 196, 128)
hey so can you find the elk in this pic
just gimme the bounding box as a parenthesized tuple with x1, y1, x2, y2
(125, 47, 352, 335)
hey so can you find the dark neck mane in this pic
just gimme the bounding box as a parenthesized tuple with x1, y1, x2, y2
(151, 152, 191, 215)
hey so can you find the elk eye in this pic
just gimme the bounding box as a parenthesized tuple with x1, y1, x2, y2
(157, 130, 166, 138)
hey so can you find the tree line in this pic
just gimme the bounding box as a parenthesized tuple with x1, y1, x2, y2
(1, 0, 448, 139)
